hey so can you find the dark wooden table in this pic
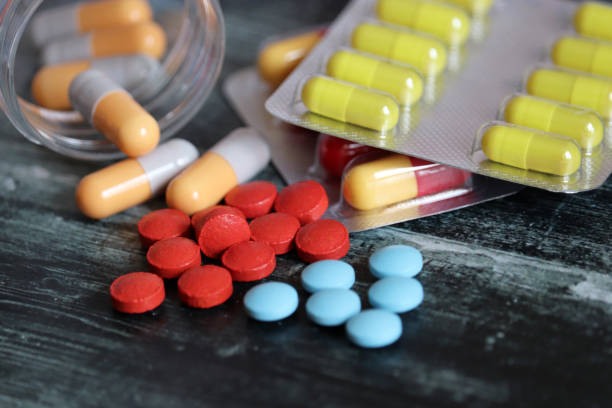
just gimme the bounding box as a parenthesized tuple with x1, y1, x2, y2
(2, 1, 611, 407)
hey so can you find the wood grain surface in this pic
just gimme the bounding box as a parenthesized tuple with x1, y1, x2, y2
(1, 1, 611, 407)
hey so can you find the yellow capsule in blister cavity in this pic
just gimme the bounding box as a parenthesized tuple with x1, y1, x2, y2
(443, 0, 494, 15)
(574, 2, 612, 42)
(301, 76, 399, 131)
(326, 50, 423, 106)
(481, 125, 582, 176)
(376, 0, 471, 45)
(526, 68, 612, 120)
(552, 36, 612, 79)
(503, 95, 603, 151)
(351, 23, 447, 76)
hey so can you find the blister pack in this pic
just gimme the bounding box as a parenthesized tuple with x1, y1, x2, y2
(265, 0, 612, 193)
(224, 62, 521, 232)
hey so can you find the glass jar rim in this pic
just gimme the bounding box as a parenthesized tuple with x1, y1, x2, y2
(0, 0, 225, 161)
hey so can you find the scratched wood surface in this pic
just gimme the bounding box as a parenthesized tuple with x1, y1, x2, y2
(1, 1, 611, 407)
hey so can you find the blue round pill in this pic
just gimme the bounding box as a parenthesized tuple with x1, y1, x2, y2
(306, 289, 361, 326)
(369, 245, 423, 279)
(345, 309, 402, 348)
(301, 260, 355, 293)
(368, 277, 423, 313)
(243, 282, 298, 322)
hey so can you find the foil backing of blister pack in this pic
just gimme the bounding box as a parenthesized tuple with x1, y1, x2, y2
(264, 0, 612, 193)
(224, 67, 522, 232)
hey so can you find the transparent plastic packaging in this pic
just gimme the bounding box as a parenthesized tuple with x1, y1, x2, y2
(266, 0, 612, 193)
(0, 0, 225, 160)
(498, 93, 604, 154)
(298, 75, 400, 132)
(473, 122, 582, 178)
(339, 150, 472, 211)
(524, 65, 612, 122)
(550, 35, 612, 79)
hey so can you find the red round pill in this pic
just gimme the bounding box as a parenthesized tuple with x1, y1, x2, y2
(274, 180, 328, 225)
(177, 265, 234, 308)
(225, 181, 278, 218)
(221, 241, 276, 282)
(146, 237, 202, 279)
(191, 205, 251, 259)
(295, 219, 350, 263)
(137, 208, 192, 248)
(110, 272, 165, 314)
(249, 212, 301, 255)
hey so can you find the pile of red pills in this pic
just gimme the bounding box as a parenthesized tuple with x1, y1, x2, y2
(109, 179, 350, 314)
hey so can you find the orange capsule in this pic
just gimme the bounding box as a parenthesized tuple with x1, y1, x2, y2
(42, 22, 166, 64)
(30, 0, 153, 46)
(69, 70, 159, 157)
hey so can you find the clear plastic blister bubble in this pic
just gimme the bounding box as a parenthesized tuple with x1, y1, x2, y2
(472, 121, 583, 188)
(296, 74, 402, 133)
(266, 0, 612, 193)
(523, 64, 612, 123)
(338, 150, 473, 212)
(497, 92, 605, 155)
(549, 35, 612, 79)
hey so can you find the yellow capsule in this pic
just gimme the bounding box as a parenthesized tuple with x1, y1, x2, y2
(552, 36, 612, 79)
(442, 0, 494, 15)
(503, 95, 603, 151)
(301, 76, 399, 131)
(481, 125, 582, 176)
(574, 2, 612, 42)
(526, 68, 612, 120)
(351, 23, 447, 76)
(257, 29, 324, 87)
(376, 0, 471, 45)
(326, 50, 423, 106)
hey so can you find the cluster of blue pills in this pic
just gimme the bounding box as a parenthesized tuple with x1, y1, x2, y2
(243, 244, 424, 349)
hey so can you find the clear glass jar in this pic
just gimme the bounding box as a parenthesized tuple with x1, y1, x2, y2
(0, 0, 225, 160)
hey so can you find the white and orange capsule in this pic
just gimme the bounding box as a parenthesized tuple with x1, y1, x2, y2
(166, 128, 271, 215)
(69, 70, 160, 157)
(32, 54, 159, 110)
(42, 21, 167, 65)
(76, 139, 199, 219)
(30, 0, 153, 47)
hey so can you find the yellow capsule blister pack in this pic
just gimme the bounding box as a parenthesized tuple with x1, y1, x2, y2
(265, 0, 612, 193)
